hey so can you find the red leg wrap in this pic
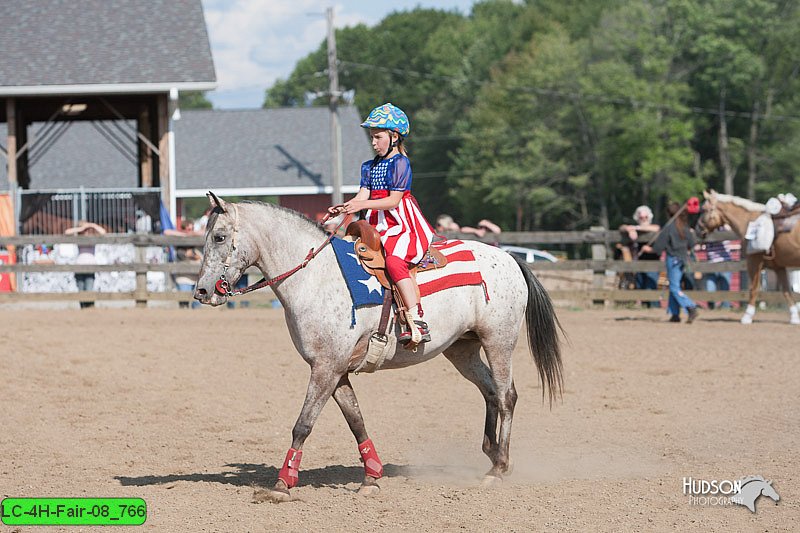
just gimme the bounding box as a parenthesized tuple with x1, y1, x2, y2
(277, 448, 303, 489)
(358, 438, 384, 479)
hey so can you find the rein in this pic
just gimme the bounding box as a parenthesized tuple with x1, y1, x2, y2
(214, 206, 351, 297)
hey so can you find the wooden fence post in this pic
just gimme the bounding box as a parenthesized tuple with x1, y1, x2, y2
(590, 226, 607, 307)
(134, 241, 148, 308)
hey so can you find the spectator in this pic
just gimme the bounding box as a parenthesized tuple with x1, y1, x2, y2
(619, 205, 660, 307)
(436, 214, 502, 240)
(135, 209, 153, 234)
(435, 214, 460, 234)
(64, 221, 106, 308)
(193, 207, 213, 234)
(653, 201, 700, 323)
(165, 220, 203, 308)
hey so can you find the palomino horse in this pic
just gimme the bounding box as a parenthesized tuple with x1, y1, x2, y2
(698, 190, 800, 324)
(193, 194, 563, 502)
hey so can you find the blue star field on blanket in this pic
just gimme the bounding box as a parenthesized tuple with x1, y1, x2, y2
(330, 237, 385, 326)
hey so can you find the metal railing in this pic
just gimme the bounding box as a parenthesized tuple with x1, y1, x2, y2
(15, 187, 162, 235)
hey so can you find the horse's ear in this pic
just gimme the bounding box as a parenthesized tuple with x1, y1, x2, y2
(703, 190, 711, 200)
(207, 191, 227, 214)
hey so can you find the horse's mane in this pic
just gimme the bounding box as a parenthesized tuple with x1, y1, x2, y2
(739, 475, 767, 486)
(239, 200, 326, 235)
(714, 193, 766, 213)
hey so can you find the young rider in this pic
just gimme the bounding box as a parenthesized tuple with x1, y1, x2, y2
(329, 103, 435, 344)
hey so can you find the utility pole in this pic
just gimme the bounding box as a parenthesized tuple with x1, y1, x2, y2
(327, 6, 344, 206)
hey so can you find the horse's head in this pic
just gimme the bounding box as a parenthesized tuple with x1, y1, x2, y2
(193, 192, 253, 306)
(697, 189, 724, 238)
(761, 480, 780, 503)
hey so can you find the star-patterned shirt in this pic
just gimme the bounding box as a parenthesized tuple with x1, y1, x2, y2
(360, 154, 412, 193)
(357, 154, 434, 264)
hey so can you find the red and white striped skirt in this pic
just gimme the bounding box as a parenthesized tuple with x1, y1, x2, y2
(366, 191, 434, 265)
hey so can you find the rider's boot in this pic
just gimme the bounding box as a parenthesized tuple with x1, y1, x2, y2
(399, 304, 431, 345)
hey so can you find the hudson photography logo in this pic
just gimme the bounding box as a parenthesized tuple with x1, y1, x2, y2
(683, 475, 780, 512)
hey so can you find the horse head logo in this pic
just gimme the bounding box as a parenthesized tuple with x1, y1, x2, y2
(729, 476, 780, 513)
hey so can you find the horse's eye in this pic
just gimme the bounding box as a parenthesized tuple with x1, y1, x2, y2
(213, 234, 225, 244)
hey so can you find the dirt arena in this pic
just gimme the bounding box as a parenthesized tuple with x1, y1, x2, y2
(1, 306, 797, 532)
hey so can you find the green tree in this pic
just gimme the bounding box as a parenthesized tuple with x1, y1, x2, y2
(259, 0, 800, 231)
(451, 1, 699, 230)
(670, 0, 800, 199)
(179, 91, 213, 109)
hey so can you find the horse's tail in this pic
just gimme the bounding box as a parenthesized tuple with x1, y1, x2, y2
(513, 255, 564, 406)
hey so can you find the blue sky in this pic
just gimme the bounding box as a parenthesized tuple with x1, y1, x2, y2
(201, 0, 478, 109)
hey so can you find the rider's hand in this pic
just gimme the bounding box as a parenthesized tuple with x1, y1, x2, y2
(341, 200, 366, 214)
(327, 205, 344, 215)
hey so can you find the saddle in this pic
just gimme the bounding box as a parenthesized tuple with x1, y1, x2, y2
(345, 220, 448, 295)
(345, 220, 447, 353)
(772, 205, 800, 234)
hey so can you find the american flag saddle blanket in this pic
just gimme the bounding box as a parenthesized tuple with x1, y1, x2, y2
(331, 237, 487, 325)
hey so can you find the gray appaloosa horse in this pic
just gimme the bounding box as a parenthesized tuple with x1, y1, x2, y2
(193, 194, 563, 502)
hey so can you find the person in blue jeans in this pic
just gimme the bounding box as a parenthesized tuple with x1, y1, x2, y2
(653, 201, 699, 323)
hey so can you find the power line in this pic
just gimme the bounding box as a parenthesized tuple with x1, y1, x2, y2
(339, 59, 800, 124)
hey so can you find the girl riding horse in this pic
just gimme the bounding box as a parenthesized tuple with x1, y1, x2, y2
(329, 103, 435, 346)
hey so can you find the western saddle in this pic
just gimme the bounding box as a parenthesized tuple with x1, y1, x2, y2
(345, 220, 448, 295)
(344, 220, 447, 350)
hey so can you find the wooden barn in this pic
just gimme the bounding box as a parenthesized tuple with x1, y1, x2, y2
(0, 0, 216, 232)
(1, 0, 369, 235)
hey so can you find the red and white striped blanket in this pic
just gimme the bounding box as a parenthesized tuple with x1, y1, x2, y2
(417, 239, 486, 298)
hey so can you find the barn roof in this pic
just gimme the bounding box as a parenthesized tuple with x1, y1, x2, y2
(0, 0, 216, 96)
(0, 106, 372, 194)
(174, 107, 370, 195)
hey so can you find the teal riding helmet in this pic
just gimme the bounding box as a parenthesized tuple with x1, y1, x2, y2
(360, 103, 410, 137)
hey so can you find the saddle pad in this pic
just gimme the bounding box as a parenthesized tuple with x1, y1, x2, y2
(331, 238, 385, 326)
(417, 240, 485, 298)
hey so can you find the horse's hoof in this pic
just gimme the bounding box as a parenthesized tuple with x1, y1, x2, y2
(357, 475, 381, 496)
(252, 487, 292, 503)
(357, 483, 381, 496)
(481, 474, 503, 488)
(741, 314, 753, 324)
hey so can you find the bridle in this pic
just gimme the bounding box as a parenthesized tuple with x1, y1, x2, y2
(696, 200, 723, 238)
(213, 205, 350, 297)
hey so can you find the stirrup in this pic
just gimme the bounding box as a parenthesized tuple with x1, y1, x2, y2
(399, 320, 431, 344)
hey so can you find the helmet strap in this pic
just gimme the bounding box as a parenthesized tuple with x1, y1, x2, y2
(370, 131, 402, 166)
(382, 132, 400, 158)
